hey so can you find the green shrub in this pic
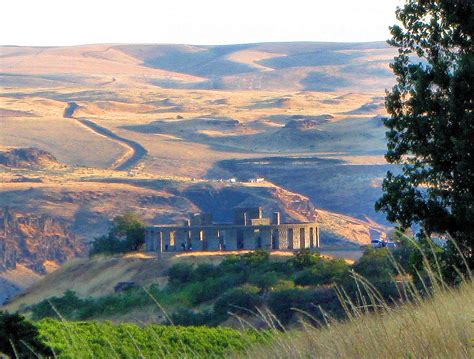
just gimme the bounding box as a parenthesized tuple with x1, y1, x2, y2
(30, 289, 158, 321)
(193, 263, 220, 281)
(241, 249, 270, 265)
(290, 249, 323, 270)
(352, 247, 394, 282)
(214, 285, 263, 317)
(267, 287, 342, 326)
(169, 308, 214, 326)
(31, 290, 92, 321)
(294, 258, 349, 286)
(186, 273, 246, 305)
(249, 271, 279, 292)
(219, 254, 247, 273)
(272, 279, 295, 291)
(167, 263, 195, 287)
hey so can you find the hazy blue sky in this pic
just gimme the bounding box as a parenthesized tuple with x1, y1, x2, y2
(1, 0, 404, 46)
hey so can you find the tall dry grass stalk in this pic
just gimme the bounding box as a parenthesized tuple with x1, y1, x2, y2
(243, 238, 473, 359)
(245, 281, 473, 358)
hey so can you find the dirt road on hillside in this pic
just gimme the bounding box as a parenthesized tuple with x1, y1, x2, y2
(64, 102, 147, 170)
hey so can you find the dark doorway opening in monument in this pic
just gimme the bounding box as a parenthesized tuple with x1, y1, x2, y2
(180, 230, 188, 250)
(300, 228, 305, 248)
(271, 230, 278, 250)
(237, 230, 244, 250)
(288, 228, 294, 250)
(309, 228, 314, 248)
(164, 231, 169, 252)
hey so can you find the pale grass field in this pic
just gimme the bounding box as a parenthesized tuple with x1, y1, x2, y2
(0, 83, 384, 176)
(0, 45, 205, 82)
(0, 43, 391, 176)
(0, 93, 126, 168)
(245, 279, 473, 359)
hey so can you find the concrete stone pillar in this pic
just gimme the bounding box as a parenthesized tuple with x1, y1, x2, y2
(190, 229, 202, 251)
(148, 229, 159, 252)
(205, 228, 220, 251)
(278, 228, 288, 249)
(243, 228, 256, 249)
(300, 227, 310, 249)
(272, 212, 281, 225)
(145, 229, 152, 251)
(156, 231, 163, 259)
(261, 228, 272, 250)
(225, 229, 238, 250)
(287, 228, 295, 250)
(271, 229, 279, 250)
(218, 230, 224, 251)
(294, 227, 302, 250)
(150, 231, 156, 251)
(315, 226, 320, 248)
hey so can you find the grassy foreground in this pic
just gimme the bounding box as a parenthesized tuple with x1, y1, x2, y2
(34, 281, 473, 358)
(37, 320, 269, 358)
(247, 280, 474, 358)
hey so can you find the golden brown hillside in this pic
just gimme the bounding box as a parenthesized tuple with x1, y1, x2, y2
(0, 42, 396, 304)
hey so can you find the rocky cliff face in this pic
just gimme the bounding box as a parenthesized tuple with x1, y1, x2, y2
(0, 147, 63, 169)
(0, 207, 84, 274)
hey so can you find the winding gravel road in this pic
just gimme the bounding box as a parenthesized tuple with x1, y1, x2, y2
(64, 102, 147, 170)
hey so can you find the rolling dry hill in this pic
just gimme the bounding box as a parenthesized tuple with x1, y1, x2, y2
(1, 42, 395, 91)
(0, 42, 396, 303)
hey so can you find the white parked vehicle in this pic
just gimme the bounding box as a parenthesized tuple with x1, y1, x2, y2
(371, 239, 398, 249)
(371, 239, 385, 248)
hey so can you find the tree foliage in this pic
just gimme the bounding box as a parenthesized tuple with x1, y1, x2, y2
(290, 249, 323, 270)
(90, 212, 145, 255)
(376, 0, 474, 269)
(213, 285, 262, 317)
(0, 311, 52, 358)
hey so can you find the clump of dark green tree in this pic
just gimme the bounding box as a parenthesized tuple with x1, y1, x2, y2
(0, 311, 52, 358)
(376, 0, 474, 279)
(90, 212, 145, 255)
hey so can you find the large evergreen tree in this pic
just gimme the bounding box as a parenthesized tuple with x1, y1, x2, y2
(376, 0, 473, 269)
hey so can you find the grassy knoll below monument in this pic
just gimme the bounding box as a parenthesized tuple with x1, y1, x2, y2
(8, 250, 351, 326)
(8, 244, 428, 329)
